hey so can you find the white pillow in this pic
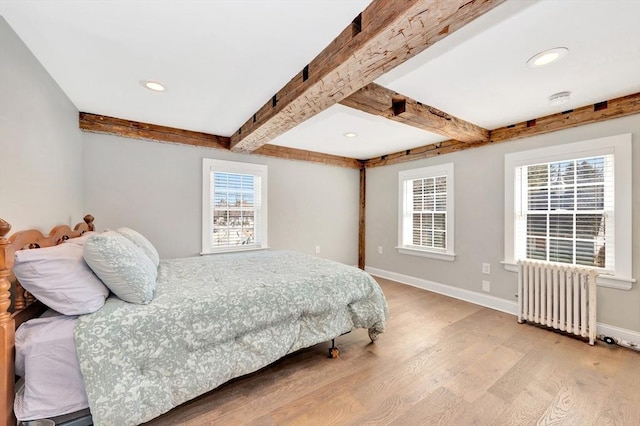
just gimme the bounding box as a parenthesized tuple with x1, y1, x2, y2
(63, 231, 96, 246)
(115, 227, 160, 267)
(13, 244, 109, 315)
(83, 233, 157, 304)
(14, 312, 89, 421)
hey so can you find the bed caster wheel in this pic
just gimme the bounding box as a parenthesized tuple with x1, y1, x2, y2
(368, 328, 381, 342)
(328, 338, 339, 358)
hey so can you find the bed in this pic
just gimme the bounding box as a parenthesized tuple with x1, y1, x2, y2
(0, 215, 388, 426)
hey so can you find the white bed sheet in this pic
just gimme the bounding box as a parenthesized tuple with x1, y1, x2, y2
(14, 310, 89, 421)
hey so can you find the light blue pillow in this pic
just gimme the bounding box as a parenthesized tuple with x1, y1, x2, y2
(83, 232, 157, 304)
(115, 227, 160, 267)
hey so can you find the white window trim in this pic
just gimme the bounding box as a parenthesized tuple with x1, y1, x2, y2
(504, 133, 634, 290)
(201, 158, 268, 255)
(397, 163, 455, 261)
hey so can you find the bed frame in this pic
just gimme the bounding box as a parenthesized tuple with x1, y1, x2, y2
(0, 215, 95, 426)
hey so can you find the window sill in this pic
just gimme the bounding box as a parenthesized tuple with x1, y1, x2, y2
(201, 246, 269, 256)
(501, 260, 635, 290)
(397, 247, 455, 261)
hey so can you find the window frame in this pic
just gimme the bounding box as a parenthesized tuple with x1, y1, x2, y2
(397, 163, 455, 261)
(201, 158, 268, 255)
(504, 133, 634, 290)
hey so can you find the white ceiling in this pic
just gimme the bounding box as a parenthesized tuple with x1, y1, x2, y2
(1, 0, 639, 160)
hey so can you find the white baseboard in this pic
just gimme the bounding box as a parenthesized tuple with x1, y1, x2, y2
(366, 266, 640, 350)
(365, 266, 518, 315)
(596, 323, 640, 350)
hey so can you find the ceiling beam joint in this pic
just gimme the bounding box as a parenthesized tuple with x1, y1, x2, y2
(229, 0, 506, 153)
(341, 82, 489, 143)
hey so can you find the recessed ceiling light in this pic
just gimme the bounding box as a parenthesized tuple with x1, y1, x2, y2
(548, 91, 571, 106)
(343, 132, 358, 138)
(140, 80, 165, 92)
(527, 47, 569, 68)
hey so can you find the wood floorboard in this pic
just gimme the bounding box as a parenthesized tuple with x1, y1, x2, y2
(145, 277, 640, 426)
(494, 382, 555, 426)
(448, 391, 508, 425)
(596, 389, 640, 426)
(488, 331, 559, 403)
(388, 387, 464, 426)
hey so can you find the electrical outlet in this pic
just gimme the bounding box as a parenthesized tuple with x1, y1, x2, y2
(482, 280, 490, 292)
(482, 263, 491, 274)
(315, 246, 320, 254)
(378, 246, 383, 254)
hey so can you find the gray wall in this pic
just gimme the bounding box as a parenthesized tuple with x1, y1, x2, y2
(0, 18, 83, 231)
(83, 133, 360, 264)
(366, 114, 640, 333)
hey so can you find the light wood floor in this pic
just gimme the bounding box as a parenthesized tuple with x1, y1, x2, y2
(147, 277, 640, 425)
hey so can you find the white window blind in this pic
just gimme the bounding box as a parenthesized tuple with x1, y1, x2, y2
(211, 172, 260, 248)
(398, 163, 455, 261)
(202, 159, 267, 254)
(410, 176, 447, 249)
(514, 155, 614, 271)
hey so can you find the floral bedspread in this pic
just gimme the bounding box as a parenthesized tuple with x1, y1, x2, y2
(74, 250, 387, 425)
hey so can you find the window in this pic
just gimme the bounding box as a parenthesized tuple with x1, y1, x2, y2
(504, 134, 633, 289)
(518, 156, 612, 268)
(398, 163, 455, 261)
(202, 159, 268, 254)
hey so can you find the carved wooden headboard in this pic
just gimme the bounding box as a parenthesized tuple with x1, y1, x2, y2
(0, 214, 94, 426)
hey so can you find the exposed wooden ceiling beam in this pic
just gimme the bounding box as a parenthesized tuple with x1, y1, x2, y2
(489, 92, 640, 143)
(79, 112, 230, 150)
(364, 92, 640, 168)
(340, 83, 489, 143)
(78, 113, 359, 168)
(229, 0, 506, 153)
(252, 144, 361, 169)
(364, 138, 465, 168)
